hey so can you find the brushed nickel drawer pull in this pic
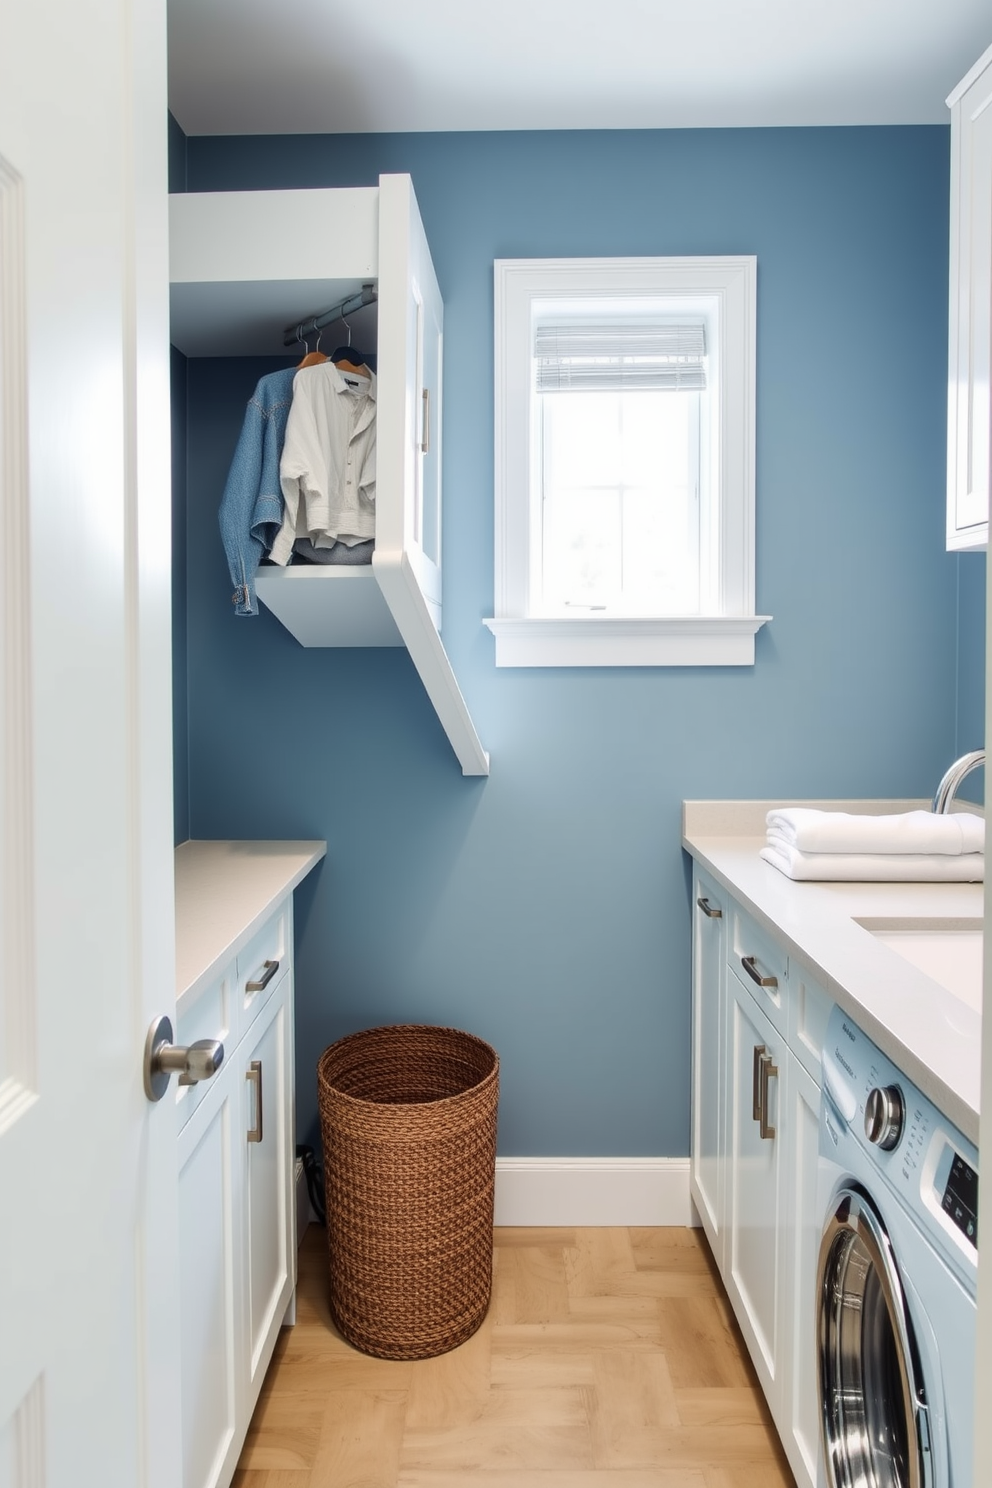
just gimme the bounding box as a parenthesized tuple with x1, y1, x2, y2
(246, 1060, 263, 1143)
(696, 896, 722, 919)
(759, 1053, 778, 1140)
(752, 1043, 766, 1122)
(247, 959, 279, 994)
(421, 387, 430, 454)
(741, 954, 777, 989)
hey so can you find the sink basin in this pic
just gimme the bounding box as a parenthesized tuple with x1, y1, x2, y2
(855, 917, 984, 1013)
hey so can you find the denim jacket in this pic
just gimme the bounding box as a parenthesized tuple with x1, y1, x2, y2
(218, 367, 297, 616)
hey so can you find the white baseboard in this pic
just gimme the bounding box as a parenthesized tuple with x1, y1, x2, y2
(494, 1157, 695, 1228)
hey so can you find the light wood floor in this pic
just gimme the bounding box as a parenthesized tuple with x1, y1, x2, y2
(233, 1225, 795, 1488)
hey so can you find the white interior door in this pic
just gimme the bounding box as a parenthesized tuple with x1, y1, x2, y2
(0, 0, 180, 1483)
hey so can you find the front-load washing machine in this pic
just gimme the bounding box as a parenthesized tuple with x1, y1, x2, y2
(816, 1005, 978, 1488)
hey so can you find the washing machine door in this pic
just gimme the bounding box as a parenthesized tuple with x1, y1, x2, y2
(817, 1185, 934, 1488)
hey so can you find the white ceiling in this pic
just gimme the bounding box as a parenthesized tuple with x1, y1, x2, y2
(168, 0, 991, 137)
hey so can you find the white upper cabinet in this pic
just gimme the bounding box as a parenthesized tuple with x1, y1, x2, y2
(169, 175, 489, 776)
(947, 44, 992, 552)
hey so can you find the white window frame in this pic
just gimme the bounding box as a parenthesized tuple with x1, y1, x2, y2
(485, 256, 770, 667)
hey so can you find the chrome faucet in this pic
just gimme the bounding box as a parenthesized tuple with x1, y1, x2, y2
(931, 750, 985, 813)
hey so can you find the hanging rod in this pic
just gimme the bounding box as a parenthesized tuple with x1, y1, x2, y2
(283, 283, 378, 348)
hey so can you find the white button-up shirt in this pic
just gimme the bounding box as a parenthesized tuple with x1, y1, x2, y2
(270, 362, 377, 564)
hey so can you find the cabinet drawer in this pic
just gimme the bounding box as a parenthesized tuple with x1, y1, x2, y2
(175, 958, 235, 1131)
(788, 960, 833, 1087)
(729, 903, 787, 1032)
(237, 903, 290, 1036)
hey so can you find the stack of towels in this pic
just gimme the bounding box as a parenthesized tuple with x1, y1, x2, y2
(761, 808, 985, 882)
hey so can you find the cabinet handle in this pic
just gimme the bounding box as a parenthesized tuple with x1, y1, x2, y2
(759, 1053, 778, 1140)
(741, 954, 777, 989)
(246, 1060, 263, 1143)
(696, 896, 722, 919)
(752, 1044, 766, 1122)
(421, 387, 430, 454)
(246, 959, 279, 994)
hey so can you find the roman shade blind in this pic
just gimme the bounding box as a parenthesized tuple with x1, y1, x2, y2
(534, 322, 707, 393)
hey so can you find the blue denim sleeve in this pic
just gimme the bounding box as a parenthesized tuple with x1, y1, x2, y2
(218, 382, 291, 616)
(218, 397, 266, 616)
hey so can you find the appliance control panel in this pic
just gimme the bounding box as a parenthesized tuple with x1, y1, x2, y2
(935, 1145, 978, 1246)
(822, 1006, 978, 1278)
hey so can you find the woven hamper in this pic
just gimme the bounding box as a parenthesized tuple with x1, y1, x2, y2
(316, 1023, 499, 1360)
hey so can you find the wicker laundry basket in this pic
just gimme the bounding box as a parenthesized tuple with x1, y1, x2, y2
(316, 1023, 499, 1360)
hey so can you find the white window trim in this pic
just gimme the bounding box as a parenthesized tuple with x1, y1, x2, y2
(485, 256, 771, 667)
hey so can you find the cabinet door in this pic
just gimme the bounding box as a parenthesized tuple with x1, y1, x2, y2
(947, 46, 992, 550)
(242, 973, 296, 1411)
(725, 972, 787, 1400)
(690, 873, 727, 1263)
(374, 174, 489, 777)
(781, 1049, 820, 1488)
(178, 1060, 244, 1488)
(376, 172, 444, 619)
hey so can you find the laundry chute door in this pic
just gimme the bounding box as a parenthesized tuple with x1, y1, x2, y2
(374, 174, 489, 776)
(0, 0, 180, 1482)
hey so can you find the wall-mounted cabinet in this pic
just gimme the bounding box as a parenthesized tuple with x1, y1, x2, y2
(170, 175, 489, 776)
(946, 44, 992, 552)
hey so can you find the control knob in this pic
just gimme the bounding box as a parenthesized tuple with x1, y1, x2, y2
(864, 1085, 904, 1150)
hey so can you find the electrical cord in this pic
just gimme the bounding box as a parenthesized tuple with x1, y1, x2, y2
(296, 1143, 326, 1225)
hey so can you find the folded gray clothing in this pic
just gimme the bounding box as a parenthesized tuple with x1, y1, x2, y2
(292, 537, 374, 566)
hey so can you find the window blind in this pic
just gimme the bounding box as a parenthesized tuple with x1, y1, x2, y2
(534, 322, 706, 392)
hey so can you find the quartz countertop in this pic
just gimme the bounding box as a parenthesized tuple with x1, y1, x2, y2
(682, 800, 983, 1143)
(175, 838, 326, 1002)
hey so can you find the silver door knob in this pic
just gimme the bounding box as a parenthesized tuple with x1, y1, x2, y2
(143, 1014, 225, 1102)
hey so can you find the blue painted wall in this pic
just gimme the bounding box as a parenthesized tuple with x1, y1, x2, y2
(173, 124, 983, 1157)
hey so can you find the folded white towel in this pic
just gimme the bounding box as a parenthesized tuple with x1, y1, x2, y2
(760, 843, 985, 882)
(765, 808, 984, 857)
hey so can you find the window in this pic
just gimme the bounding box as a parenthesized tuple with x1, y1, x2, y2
(485, 257, 769, 667)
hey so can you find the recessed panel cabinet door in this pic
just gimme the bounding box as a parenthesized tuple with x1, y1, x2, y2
(376, 173, 444, 618)
(726, 973, 787, 1398)
(690, 875, 727, 1263)
(374, 173, 488, 776)
(178, 1061, 244, 1488)
(243, 976, 295, 1405)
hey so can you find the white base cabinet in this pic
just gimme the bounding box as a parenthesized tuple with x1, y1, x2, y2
(174, 843, 328, 1488)
(178, 908, 295, 1488)
(690, 868, 831, 1488)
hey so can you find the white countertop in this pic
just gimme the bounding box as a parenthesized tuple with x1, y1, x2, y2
(175, 839, 326, 1000)
(682, 800, 983, 1144)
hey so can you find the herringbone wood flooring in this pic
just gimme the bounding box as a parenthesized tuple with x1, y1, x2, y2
(232, 1226, 795, 1488)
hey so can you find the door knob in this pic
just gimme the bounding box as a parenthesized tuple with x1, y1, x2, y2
(143, 1014, 225, 1102)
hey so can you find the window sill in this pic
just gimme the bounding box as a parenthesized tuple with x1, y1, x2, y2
(482, 615, 772, 668)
